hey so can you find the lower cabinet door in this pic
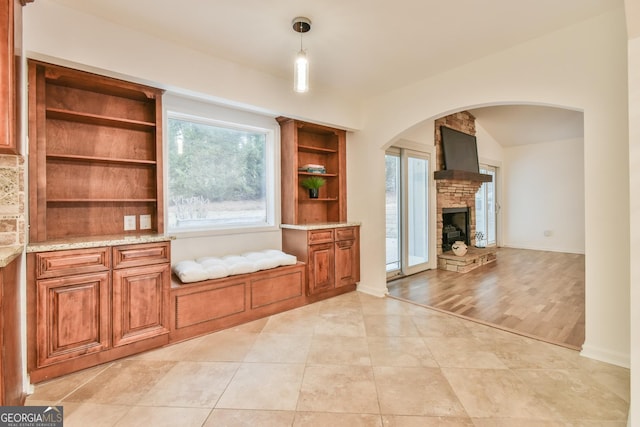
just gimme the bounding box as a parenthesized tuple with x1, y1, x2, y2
(112, 263, 170, 347)
(36, 272, 110, 367)
(335, 238, 358, 287)
(308, 242, 335, 295)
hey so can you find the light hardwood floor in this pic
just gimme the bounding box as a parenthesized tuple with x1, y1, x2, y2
(387, 247, 585, 349)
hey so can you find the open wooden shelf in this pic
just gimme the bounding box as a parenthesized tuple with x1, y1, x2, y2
(46, 108, 156, 131)
(29, 60, 165, 242)
(298, 171, 338, 177)
(278, 117, 346, 225)
(46, 154, 157, 165)
(47, 199, 158, 203)
(298, 144, 338, 154)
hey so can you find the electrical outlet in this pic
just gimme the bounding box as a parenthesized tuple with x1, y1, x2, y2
(543, 230, 553, 237)
(139, 214, 152, 230)
(124, 215, 137, 231)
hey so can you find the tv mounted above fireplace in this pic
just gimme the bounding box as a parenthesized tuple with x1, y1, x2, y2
(440, 126, 479, 173)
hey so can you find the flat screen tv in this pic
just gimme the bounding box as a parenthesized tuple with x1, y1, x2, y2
(440, 126, 479, 173)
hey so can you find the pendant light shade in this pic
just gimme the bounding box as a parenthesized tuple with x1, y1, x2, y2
(294, 49, 309, 93)
(292, 17, 311, 93)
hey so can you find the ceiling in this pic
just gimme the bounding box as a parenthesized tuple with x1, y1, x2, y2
(469, 105, 584, 146)
(47, 0, 611, 144)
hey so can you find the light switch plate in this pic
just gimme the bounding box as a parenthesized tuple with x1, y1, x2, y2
(139, 214, 152, 230)
(124, 215, 137, 231)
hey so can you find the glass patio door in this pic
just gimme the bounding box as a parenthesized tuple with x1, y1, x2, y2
(386, 148, 431, 278)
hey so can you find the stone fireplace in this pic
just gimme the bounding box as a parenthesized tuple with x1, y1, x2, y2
(434, 111, 496, 272)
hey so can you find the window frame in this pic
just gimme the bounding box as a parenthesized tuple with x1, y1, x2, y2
(164, 95, 280, 237)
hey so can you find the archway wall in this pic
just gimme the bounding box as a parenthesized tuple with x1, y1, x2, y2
(349, 6, 629, 366)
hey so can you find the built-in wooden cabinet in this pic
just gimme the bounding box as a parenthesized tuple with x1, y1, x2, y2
(277, 117, 346, 224)
(334, 226, 360, 287)
(27, 241, 171, 382)
(35, 271, 111, 367)
(282, 226, 360, 296)
(0, 0, 23, 154)
(278, 117, 359, 296)
(27, 60, 164, 242)
(0, 255, 24, 405)
(112, 243, 170, 348)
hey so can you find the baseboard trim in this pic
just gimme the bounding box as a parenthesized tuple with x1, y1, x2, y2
(580, 343, 630, 368)
(356, 283, 388, 298)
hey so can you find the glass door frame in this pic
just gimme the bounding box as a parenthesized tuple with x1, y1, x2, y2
(385, 143, 436, 279)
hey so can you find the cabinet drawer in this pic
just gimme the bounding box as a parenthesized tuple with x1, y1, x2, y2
(35, 247, 110, 279)
(308, 229, 334, 244)
(335, 227, 356, 241)
(113, 242, 170, 269)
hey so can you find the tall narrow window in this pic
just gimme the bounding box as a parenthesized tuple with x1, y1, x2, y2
(475, 165, 497, 246)
(385, 152, 401, 273)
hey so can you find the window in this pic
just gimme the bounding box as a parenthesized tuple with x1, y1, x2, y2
(166, 109, 276, 233)
(474, 164, 497, 246)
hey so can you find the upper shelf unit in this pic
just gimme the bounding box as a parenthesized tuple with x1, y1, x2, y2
(277, 117, 347, 225)
(28, 60, 165, 242)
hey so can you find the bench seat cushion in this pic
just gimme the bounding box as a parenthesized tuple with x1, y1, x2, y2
(172, 249, 297, 284)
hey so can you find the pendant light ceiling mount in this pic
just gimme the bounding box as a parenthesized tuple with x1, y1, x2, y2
(292, 17, 311, 93)
(292, 17, 311, 34)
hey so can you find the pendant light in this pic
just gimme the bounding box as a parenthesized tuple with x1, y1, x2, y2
(292, 17, 311, 93)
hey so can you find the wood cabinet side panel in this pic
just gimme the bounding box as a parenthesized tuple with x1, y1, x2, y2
(154, 95, 164, 234)
(0, 0, 14, 154)
(28, 62, 48, 242)
(1, 256, 24, 405)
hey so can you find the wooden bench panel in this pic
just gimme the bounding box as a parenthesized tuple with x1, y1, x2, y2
(169, 262, 306, 343)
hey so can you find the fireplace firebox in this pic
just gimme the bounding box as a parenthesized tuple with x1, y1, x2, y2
(442, 207, 469, 252)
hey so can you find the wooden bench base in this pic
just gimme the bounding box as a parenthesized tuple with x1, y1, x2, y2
(169, 262, 308, 343)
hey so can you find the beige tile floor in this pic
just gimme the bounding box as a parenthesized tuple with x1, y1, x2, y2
(26, 291, 630, 426)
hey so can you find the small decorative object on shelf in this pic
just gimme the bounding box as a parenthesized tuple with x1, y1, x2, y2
(300, 176, 326, 199)
(475, 231, 485, 248)
(451, 240, 468, 256)
(298, 163, 326, 174)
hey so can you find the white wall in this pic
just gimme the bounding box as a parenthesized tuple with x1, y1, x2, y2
(502, 138, 585, 253)
(475, 123, 505, 165)
(625, 1, 640, 423)
(22, 1, 361, 131)
(349, 7, 630, 367)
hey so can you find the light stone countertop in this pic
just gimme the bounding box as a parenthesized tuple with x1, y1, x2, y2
(280, 222, 361, 231)
(0, 245, 23, 268)
(27, 234, 176, 253)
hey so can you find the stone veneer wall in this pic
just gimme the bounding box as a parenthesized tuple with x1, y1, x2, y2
(0, 154, 25, 246)
(435, 111, 482, 256)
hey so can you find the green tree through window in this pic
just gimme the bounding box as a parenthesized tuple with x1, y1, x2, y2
(167, 115, 271, 231)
